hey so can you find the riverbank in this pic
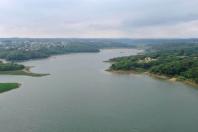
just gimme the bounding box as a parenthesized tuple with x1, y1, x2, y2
(107, 68, 198, 87)
(0, 66, 49, 77)
(0, 83, 20, 93)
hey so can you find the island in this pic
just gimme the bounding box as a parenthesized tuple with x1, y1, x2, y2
(108, 42, 198, 86)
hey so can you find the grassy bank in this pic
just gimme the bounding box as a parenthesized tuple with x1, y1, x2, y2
(0, 83, 20, 93)
(0, 70, 49, 77)
(0, 66, 49, 77)
(0, 61, 49, 77)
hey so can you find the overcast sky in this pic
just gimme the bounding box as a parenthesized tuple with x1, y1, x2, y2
(0, 0, 198, 38)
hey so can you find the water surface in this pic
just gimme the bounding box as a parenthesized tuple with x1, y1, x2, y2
(0, 49, 198, 132)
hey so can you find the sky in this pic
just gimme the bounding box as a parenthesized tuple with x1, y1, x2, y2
(0, 0, 198, 38)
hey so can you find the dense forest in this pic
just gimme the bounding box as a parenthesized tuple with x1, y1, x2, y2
(109, 42, 198, 84)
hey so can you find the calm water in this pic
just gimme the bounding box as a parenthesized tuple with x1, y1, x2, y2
(0, 49, 198, 132)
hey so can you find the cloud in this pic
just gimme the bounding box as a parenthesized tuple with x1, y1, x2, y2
(125, 20, 198, 38)
(0, 0, 198, 38)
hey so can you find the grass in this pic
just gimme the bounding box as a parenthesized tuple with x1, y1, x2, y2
(0, 83, 20, 93)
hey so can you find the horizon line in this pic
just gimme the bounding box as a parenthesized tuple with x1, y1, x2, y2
(0, 37, 198, 40)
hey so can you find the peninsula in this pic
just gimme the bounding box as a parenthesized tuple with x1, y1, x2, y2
(108, 42, 198, 86)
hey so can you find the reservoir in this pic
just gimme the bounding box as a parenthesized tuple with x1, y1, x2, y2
(0, 49, 198, 132)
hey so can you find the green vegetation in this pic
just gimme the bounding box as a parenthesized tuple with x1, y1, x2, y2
(0, 61, 24, 71)
(109, 43, 198, 84)
(0, 61, 48, 77)
(0, 45, 99, 61)
(0, 83, 20, 93)
(0, 38, 134, 61)
(0, 69, 49, 77)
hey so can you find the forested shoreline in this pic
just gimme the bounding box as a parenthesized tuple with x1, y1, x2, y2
(109, 42, 198, 84)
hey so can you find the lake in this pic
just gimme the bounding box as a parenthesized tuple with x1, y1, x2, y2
(0, 49, 198, 132)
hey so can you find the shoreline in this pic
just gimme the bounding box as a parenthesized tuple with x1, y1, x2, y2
(0, 66, 49, 77)
(107, 69, 198, 87)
